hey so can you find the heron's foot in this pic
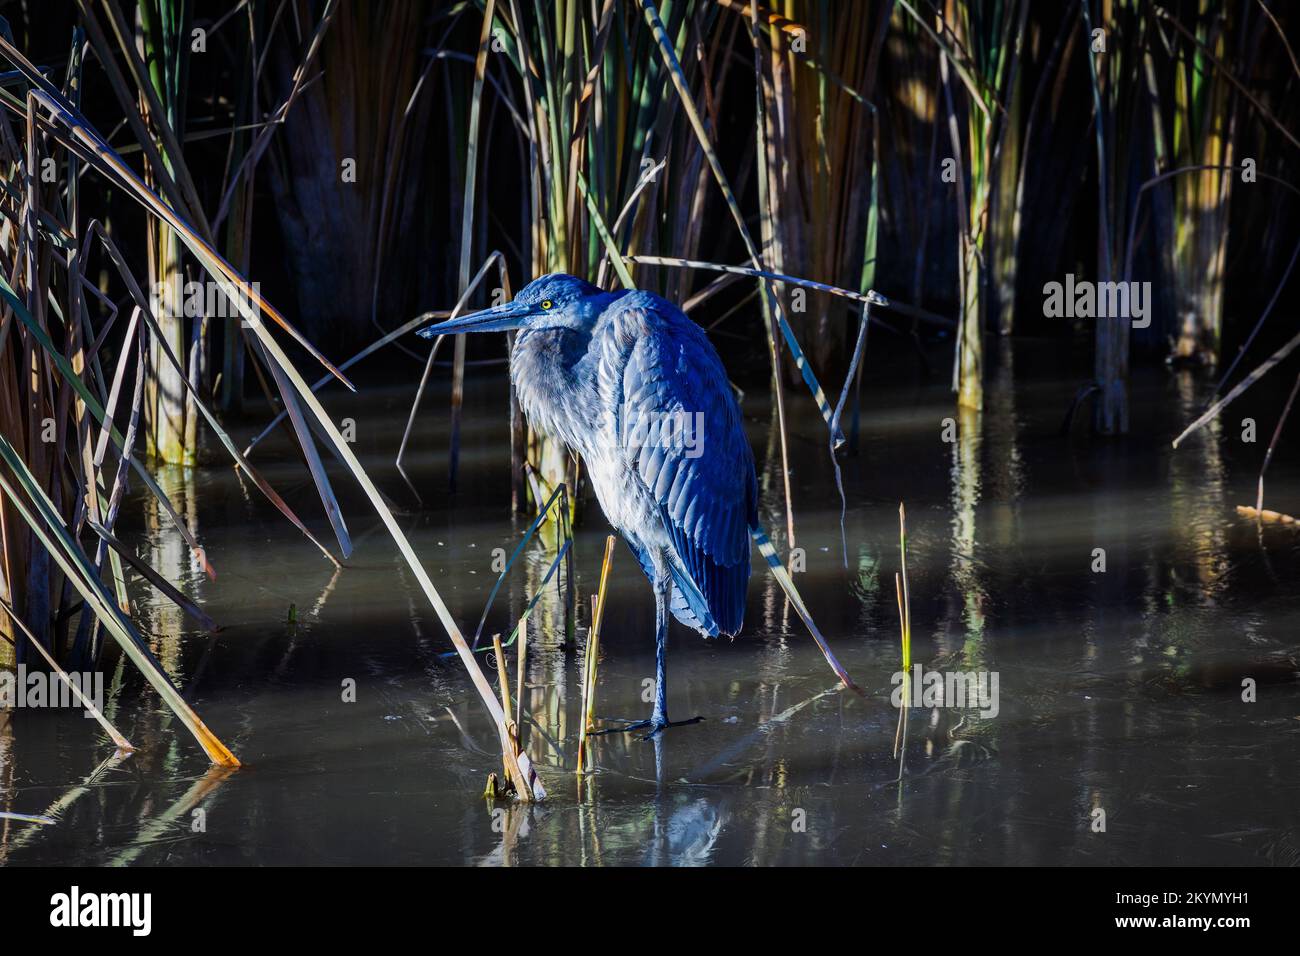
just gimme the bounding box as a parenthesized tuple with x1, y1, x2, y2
(590, 716, 704, 738)
(635, 716, 705, 741)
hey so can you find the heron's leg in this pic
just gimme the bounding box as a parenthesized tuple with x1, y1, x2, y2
(637, 572, 704, 739)
(651, 571, 670, 724)
(591, 565, 702, 738)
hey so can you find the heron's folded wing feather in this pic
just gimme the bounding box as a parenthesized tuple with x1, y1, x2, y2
(600, 294, 757, 635)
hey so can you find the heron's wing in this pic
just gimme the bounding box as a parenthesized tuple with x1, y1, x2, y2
(600, 293, 757, 636)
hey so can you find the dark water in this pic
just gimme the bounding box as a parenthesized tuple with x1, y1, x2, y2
(3, 342, 1299, 866)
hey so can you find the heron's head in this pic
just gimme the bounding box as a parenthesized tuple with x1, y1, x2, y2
(416, 274, 607, 340)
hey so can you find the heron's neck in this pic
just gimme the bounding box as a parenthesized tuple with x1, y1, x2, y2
(510, 326, 599, 454)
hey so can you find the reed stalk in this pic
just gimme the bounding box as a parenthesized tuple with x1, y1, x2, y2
(0, 598, 133, 752)
(738, 0, 887, 380)
(1254, 371, 1300, 515)
(448, 0, 498, 492)
(1146, 2, 1249, 366)
(0, 35, 544, 794)
(901, 0, 1028, 412)
(577, 534, 616, 774)
(516, 618, 527, 727)
(892, 503, 912, 774)
(136, 0, 193, 464)
(491, 630, 532, 797)
(493, 632, 513, 728)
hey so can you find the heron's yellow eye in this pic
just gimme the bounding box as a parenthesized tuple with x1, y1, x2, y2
(541, 300, 553, 310)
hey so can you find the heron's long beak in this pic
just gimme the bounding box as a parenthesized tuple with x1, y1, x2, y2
(416, 301, 532, 339)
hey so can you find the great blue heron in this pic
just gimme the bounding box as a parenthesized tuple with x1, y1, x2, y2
(418, 274, 757, 738)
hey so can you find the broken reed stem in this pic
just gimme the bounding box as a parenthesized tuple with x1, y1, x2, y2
(577, 647, 591, 773)
(1236, 505, 1298, 525)
(516, 623, 527, 728)
(523, 461, 546, 517)
(493, 632, 513, 728)
(577, 535, 617, 774)
(491, 630, 532, 798)
(893, 573, 906, 760)
(1257, 370, 1300, 513)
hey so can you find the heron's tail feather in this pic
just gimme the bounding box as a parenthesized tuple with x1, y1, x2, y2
(626, 538, 720, 636)
(751, 524, 865, 697)
(667, 562, 721, 637)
